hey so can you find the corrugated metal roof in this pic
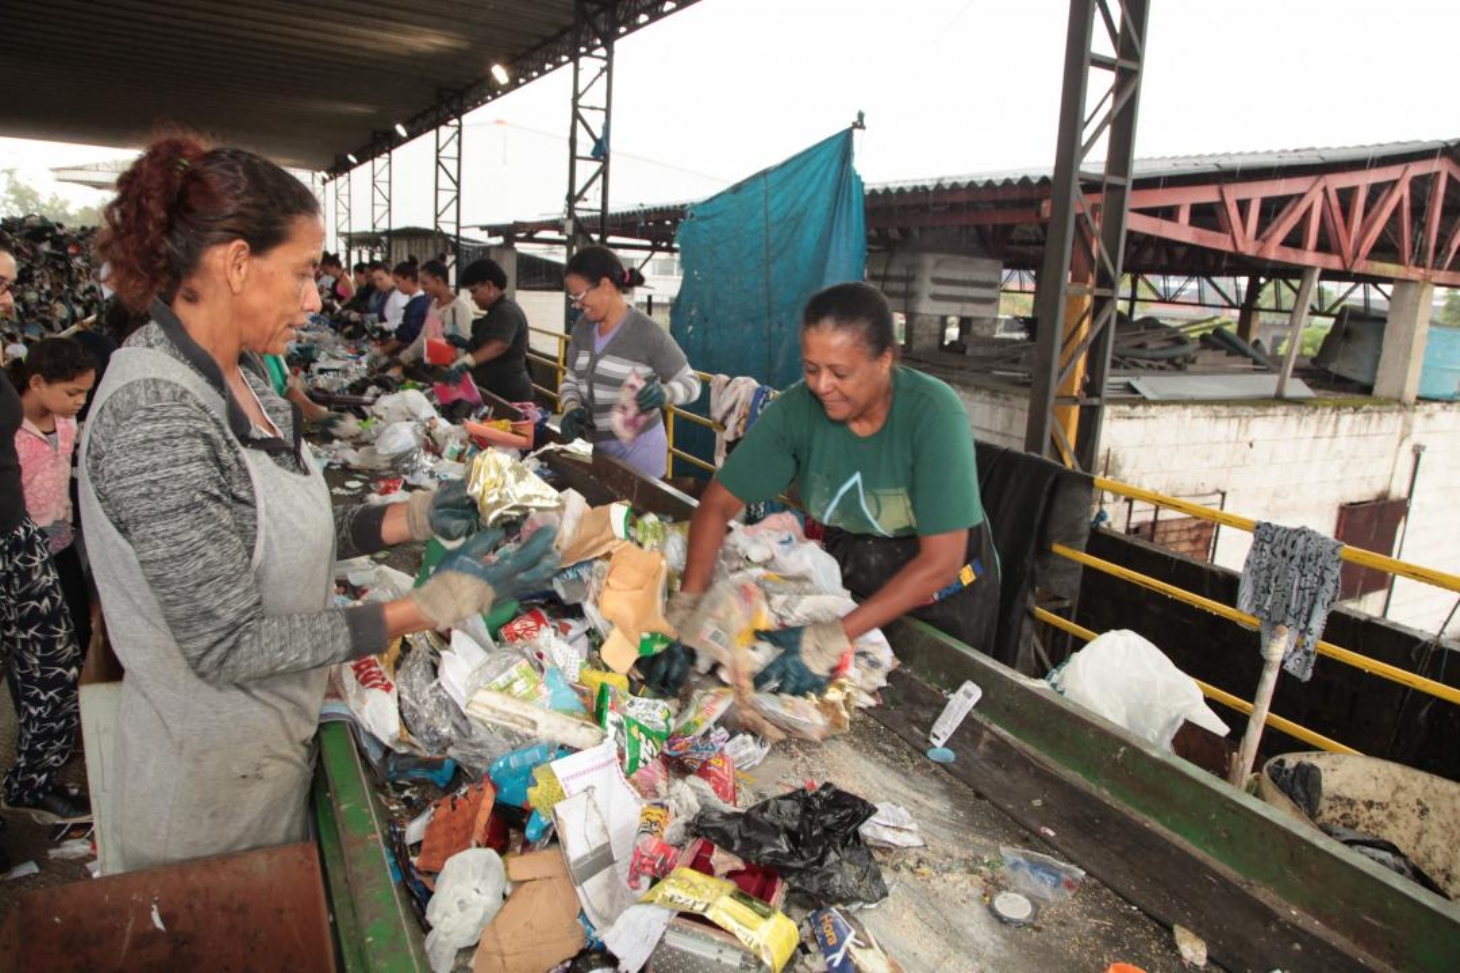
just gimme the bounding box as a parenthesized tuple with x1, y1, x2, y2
(866, 138, 1460, 198)
(1, 0, 699, 172)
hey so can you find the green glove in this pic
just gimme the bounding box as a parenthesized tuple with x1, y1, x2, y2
(405, 480, 480, 542)
(752, 620, 851, 696)
(410, 527, 560, 629)
(638, 642, 695, 697)
(635, 377, 667, 411)
(559, 406, 589, 442)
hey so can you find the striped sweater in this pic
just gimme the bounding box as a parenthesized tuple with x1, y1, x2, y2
(83, 317, 390, 686)
(558, 307, 701, 442)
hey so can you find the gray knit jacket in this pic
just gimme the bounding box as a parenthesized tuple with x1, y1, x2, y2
(83, 319, 389, 686)
(558, 307, 701, 441)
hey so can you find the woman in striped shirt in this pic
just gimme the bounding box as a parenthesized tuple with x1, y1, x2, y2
(558, 246, 700, 478)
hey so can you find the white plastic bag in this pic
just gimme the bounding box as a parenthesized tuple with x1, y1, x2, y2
(424, 848, 507, 973)
(1047, 629, 1228, 750)
(374, 420, 423, 457)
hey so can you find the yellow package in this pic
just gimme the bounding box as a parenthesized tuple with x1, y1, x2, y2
(639, 867, 798, 972)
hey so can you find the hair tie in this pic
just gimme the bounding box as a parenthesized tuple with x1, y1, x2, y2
(622, 268, 631, 285)
(176, 157, 190, 172)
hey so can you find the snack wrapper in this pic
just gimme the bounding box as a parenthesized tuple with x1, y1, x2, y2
(639, 867, 798, 973)
(628, 802, 680, 889)
(595, 684, 672, 775)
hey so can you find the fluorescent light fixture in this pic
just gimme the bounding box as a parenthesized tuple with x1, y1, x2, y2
(346, 153, 358, 165)
(394, 123, 408, 138)
(490, 63, 510, 85)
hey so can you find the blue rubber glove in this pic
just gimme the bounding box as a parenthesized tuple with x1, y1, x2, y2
(635, 377, 667, 412)
(559, 406, 589, 442)
(444, 360, 471, 385)
(475, 526, 562, 601)
(752, 621, 851, 696)
(638, 642, 695, 697)
(446, 333, 471, 350)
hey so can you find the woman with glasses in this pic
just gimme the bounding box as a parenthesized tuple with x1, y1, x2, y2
(558, 246, 701, 478)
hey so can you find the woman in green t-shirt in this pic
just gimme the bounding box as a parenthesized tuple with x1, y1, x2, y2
(650, 282, 1000, 697)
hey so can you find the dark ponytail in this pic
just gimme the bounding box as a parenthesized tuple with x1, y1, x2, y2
(5, 337, 98, 391)
(97, 132, 320, 312)
(565, 245, 644, 292)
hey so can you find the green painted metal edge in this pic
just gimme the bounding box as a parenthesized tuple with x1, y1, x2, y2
(886, 616, 1460, 973)
(314, 760, 368, 973)
(315, 723, 430, 972)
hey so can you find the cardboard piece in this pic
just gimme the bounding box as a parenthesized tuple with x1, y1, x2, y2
(473, 850, 586, 973)
(598, 545, 673, 674)
(558, 503, 629, 566)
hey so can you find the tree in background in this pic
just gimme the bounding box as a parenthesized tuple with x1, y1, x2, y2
(0, 168, 103, 227)
(1437, 289, 1460, 328)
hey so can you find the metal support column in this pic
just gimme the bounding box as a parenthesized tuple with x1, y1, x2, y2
(371, 138, 392, 266)
(333, 173, 352, 269)
(1025, 0, 1149, 470)
(564, 0, 618, 282)
(434, 107, 464, 282)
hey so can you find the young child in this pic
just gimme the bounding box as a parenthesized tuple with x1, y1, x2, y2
(0, 333, 94, 828)
(9, 338, 98, 670)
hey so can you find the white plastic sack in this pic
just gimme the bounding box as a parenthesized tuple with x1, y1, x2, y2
(424, 848, 507, 973)
(372, 388, 438, 423)
(374, 420, 423, 457)
(1048, 629, 1228, 750)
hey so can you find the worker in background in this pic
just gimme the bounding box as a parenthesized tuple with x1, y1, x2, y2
(400, 258, 475, 367)
(373, 261, 429, 361)
(647, 282, 1000, 696)
(446, 257, 534, 402)
(0, 251, 92, 860)
(557, 246, 701, 478)
(83, 134, 559, 872)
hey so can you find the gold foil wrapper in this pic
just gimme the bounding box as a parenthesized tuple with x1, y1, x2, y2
(466, 448, 563, 525)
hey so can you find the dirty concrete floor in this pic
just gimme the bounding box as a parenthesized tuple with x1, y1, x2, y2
(0, 680, 94, 918)
(751, 715, 1222, 973)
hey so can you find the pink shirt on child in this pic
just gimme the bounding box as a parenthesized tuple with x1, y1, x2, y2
(15, 415, 78, 552)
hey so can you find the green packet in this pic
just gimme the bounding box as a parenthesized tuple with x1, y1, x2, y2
(595, 683, 672, 774)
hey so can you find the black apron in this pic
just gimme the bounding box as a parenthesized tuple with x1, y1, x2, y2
(822, 520, 1001, 655)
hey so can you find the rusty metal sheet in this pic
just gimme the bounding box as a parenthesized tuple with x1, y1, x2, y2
(0, 842, 335, 973)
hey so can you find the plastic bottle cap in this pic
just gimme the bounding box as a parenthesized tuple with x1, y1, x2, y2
(990, 891, 1038, 925)
(926, 747, 956, 764)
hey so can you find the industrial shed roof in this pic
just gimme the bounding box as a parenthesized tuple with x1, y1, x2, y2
(1, 0, 698, 172)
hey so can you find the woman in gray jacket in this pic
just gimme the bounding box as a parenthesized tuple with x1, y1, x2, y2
(558, 246, 700, 478)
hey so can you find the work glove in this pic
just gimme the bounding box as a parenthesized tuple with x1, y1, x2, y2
(752, 621, 851, 696)
(411, 527, 560, 630)
(446, 333, 471, 350)
(559, 406, 589, 442)
(405, 479, 480, 542)
(316, 411, 361, 439)
(637, 642, 695, 697)
(444, 355, 474, 385)
(664, 590, 705, 642)
(635, 377, 667, 412)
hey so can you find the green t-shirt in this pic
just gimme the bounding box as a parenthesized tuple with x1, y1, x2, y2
(717, 366, 985, 538)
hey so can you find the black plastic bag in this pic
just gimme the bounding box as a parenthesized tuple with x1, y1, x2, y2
(690, 785, 887, 906)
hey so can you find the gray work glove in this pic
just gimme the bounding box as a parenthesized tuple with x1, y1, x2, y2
(405, 480, 480, 542)
(664, 589, 705, 642)
(411, 527, 560, 630)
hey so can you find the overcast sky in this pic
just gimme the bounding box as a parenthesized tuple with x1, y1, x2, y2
(3, 0, 1456, 238)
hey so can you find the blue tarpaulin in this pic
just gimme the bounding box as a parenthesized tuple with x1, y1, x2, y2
(670, 128, 866, 391)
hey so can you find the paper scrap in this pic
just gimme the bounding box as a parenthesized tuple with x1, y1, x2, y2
(151, 900, 166, 931)
(600, 904, 676, 973)
(858, 803, 925, 850)
(2, 861, 39, 881)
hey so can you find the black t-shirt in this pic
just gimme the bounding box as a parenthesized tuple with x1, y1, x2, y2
(468, 295, 534, 402)
(1, 368, 26, 534)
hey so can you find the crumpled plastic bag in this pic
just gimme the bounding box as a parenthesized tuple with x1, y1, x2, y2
(424, 848, 507, 973)
(375, 420, 424, 457)
(610, 371, 653, 444)
(690, 785, 887, 906)
(372, 388, 437, 423)
(1047, 629, 1228, 750)
(397, 633, 472, 755)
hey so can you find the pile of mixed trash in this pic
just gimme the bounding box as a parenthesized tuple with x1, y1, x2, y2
(299, 326, 912, 971)
(0, 215, 105, 334)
